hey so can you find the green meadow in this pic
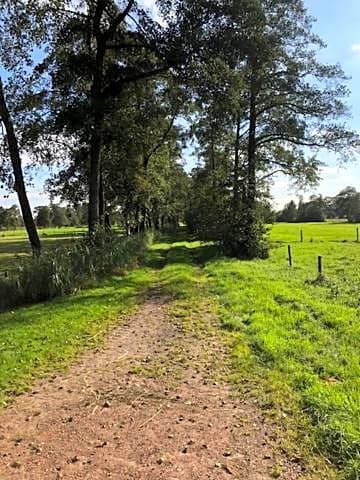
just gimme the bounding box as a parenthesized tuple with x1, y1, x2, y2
(0, 227, 87, 274)
(0, 223, 359, 478)
(208, 223, 360, 478)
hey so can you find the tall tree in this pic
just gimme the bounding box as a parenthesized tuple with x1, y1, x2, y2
(188, 0, 359, 257)
(0, 1, 50, 253)
(0, 78, 41, 253)
(45, 0, 181, 236)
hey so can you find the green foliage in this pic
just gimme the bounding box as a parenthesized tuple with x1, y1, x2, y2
(221, 207, 270, 259)
(0, 205, 22, 230)
(35, 205, 51, 227)
(297, 196, 326, 223)
(277, 200, 298, 223)
(0, 231, 151, 310)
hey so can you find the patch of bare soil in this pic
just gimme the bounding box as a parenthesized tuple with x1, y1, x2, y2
(0, 294, 305, 479)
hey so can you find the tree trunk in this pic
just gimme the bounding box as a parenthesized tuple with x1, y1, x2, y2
(88, 5, 106, 237)
(0, 78, 41, 255)
(233, 113, 242, 210)
(243, 66, 258, 257)
(88, 99, 105, 236)
(99, 168, 105, 225)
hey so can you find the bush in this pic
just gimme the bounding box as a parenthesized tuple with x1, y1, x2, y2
(0, 231, 152, 311)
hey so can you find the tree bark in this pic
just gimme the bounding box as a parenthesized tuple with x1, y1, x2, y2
(247, 78, 257, 206)
(243, 65, 258, 255)
(99, 168, 105, 224)
(0, 78, 41, 255)
(233, 113, 242, 210)
(88, 54, 105, 236)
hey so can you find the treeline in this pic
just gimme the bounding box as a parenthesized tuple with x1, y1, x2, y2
(0, 1, 358, 258)
(34, 204, 87, 228)
(277, 187, 360, 223)
(0, 204, 88, 230)
(0, 205, 23, 230)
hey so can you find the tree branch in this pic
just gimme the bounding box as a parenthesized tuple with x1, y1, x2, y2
(102, 66, 169, 98)
(104, 0, 136, 41)
(143, 110, 178, 169)
(258, 169, 288, 181)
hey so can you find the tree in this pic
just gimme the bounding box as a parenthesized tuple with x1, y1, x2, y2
(303, 196, 325, 222)
(0, 205, 22, 230)
(43, 0, 185, 236)
(35, 206, 51, 228)
(51, 204, 68, 227)
(335, 186, 357, 219)
(0, 0, 53, 253)
(0, 78, 42, 253)
(347, 193, 360, 223)
(277, 201, 298, 222)
(187, 0, 358, 258)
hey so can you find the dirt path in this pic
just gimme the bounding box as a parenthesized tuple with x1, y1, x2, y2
(0, 294, 305, 479)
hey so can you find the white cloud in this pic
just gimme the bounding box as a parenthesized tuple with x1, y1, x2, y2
(351, 43, 360, 55)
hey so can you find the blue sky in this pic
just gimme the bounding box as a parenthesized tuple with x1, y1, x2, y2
(1, 0, 360, 209)
(271, 0, 360, 207)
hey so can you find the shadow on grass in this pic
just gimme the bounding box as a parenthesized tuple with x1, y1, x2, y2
(0, 231, 220, 320)
(0, 270, 154, 330)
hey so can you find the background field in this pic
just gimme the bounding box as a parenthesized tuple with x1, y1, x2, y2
(0, 227, 87, 274)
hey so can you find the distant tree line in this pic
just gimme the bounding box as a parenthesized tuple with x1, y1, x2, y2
(0, 203, 90, 229)
(34, 204, 88, 228)
(0, 205, 23, 230)
(277, 187, 360, 223)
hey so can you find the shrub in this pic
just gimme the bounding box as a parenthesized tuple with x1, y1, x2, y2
(0, 231, 152, 311)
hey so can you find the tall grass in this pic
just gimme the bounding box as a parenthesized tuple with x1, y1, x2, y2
(0, 231, 151, 311)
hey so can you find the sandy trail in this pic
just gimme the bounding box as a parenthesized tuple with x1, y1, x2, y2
(0, 294, 304, 479)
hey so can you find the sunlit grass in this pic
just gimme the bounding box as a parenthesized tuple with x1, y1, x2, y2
(270, 222, 360, 243)
(205, 223, 360, 478)
(0, 225, 358, 478)
(0, 226, 124, 273)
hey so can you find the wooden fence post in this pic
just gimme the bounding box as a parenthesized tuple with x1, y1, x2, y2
(288, 245, 292, 267)
(318, 256, 322, 275)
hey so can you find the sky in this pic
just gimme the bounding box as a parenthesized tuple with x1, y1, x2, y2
(1, 0, 360, 209)
(271, 0, 360, 207)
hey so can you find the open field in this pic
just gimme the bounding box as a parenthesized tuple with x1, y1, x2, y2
(271, 222, 360, 243)
(0, 225, 359, 477)
(209, 223, 360, 477)
(0, 227, 87, 274)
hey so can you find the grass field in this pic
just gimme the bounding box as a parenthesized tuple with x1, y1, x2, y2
(0, 224, 359, 478)
(209, 223, 360, 478)
(0, 227, 87, 274)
